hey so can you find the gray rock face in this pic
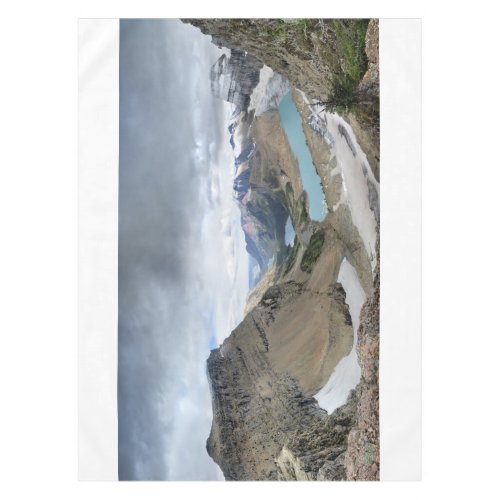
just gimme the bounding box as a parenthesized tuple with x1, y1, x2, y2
(210, 49, 262, 111)
(276, 391, 357, 480)
(187, 18, 339, 103)
(345, 254, 380, 480)
(207, 350, 327, 480)
(252, 71, 290, 116)
(206, 280, 356, 480)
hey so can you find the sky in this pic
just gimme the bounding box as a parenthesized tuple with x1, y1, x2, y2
(118, 19, 248, 480)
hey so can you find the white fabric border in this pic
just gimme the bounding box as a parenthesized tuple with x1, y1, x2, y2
(379, 19, 422, 480)
(78, 19, 119, 480)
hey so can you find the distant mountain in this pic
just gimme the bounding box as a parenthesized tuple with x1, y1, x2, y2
(210, 49, 262, 110)
(211, 50, 292, 281)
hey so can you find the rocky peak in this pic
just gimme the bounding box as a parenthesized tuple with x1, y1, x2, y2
(210, 48, 262, 111)
(345, 254, 380, 480)
(276, 390, 358, 480)
(206, 278, 357, 480)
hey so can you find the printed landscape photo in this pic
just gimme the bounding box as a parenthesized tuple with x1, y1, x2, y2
(118, 18, 380, 481)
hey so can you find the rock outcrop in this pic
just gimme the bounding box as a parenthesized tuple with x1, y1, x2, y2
(345, 256, 380, 480)
(210, 48, 263, 110)
(276, 391, 357, 480)
(347, 19, 380, 181)
(187, 19, 353, 103)
(206, 279, 356, 480)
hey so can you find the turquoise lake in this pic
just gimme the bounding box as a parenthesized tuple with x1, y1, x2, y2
(278, 91, 327, 222)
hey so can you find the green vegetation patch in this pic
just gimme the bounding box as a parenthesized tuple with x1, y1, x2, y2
(285, 181, 294, 200)
(258, 19, 290, 40)
(282, 183, 310, 229)
(331, 20, 369, 82)
(327, 19, 369, 112)
(284, 181, 295, 213)
(282, 236, 301, 276)
(300, 228, 325, 273)
(253, 19, 370, 113)
(298, 191, 309, 225)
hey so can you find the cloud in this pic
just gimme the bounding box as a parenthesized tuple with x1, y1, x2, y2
(118, 19, 248, 480)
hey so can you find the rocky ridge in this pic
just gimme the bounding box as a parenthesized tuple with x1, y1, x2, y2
(207, 279, 355, 480)
(210, 48, 263, 110)
(276, 390, 357, 480)
(345, 254, 380, 480)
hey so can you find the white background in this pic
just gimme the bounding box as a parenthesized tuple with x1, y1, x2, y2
(1, 1, 499, 499)
(379, 19, 421, 480)
(79, 19, 119, 480)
